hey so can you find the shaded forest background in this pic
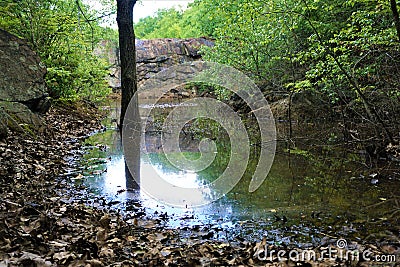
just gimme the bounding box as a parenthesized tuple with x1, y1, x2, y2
(1, 0, 400, 148)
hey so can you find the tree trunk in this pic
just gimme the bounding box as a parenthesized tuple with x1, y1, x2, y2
(117, 0, 137, 129)
(117, 0, 140, 186)
(390, 0, 400, 42)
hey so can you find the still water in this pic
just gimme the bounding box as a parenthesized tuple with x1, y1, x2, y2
(75, 99, 400, 243)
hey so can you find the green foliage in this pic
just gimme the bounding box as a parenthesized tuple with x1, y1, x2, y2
(134, 0, 218, 39)
(134, 0, 399, 111)
(185, 82, 231, 100)
(201, 0, 303, 86)
(12, 0, 392, 119)
(293, 0, 400, 104)
(198, 0, 399, 123)
(0, 0, 113, 102)
(135, 8, 184, 39)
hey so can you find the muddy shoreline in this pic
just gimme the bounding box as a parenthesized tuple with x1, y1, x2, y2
(0, 102, 398, 266)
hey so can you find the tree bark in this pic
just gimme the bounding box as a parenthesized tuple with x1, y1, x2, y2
(117, 0, 140, 186)
(390, 0, 400, 42)
(117, 0, 137, 129)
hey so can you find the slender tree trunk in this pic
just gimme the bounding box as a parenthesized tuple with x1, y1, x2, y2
(117, 0, 140, 187)
(390, 0, 400, 42)
(117, 0, 137, 129)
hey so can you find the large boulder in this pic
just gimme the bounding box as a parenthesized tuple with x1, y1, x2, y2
(0, 29, 49, 138)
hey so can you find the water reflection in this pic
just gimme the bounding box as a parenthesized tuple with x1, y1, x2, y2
(81, 124, 240, 227)
(78, 100, 400, 237)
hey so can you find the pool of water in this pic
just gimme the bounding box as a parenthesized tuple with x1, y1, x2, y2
(69, 99, 400, 244)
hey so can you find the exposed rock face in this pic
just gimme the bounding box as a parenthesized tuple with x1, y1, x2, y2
(0, 29, 49, 138)
(136, 38, 214, 84)
(97, 38, 214, 90)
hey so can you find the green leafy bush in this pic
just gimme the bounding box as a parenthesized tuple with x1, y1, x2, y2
(0, 0, 114, 102)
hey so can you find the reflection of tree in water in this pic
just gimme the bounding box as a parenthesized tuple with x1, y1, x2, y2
(136, 86, 400, 237)
(142, 100, 234, 187)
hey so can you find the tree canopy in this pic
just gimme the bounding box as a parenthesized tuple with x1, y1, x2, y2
(134, 0, 400, 142)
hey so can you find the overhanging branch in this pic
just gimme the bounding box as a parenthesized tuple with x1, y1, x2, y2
(75, 0, 94, 51)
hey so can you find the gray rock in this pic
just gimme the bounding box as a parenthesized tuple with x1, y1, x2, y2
(0, 107, 8, 138)
(95, 37, 214, 90)
(0, 101, 44, 135)
(135, 38, 214, 84)
(0, 29, 49, 138)
(0, 29, 48, 106)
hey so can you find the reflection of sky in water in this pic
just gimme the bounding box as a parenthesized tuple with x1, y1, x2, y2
(139, 158, 214, 206)
(95, 149, 213, 203)
(98, 153, 125, 196)
(84, 138, 238, 227)
(82, 101, 244, 227)
(147, 162, 201, 189)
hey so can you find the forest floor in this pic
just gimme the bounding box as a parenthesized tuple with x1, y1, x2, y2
(0, 101, 398, 266)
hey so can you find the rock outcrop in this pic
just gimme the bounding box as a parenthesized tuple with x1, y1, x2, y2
(0, 29, 50, 138)
(97, 37, 214, 90)
(135, 38, 214, 83)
